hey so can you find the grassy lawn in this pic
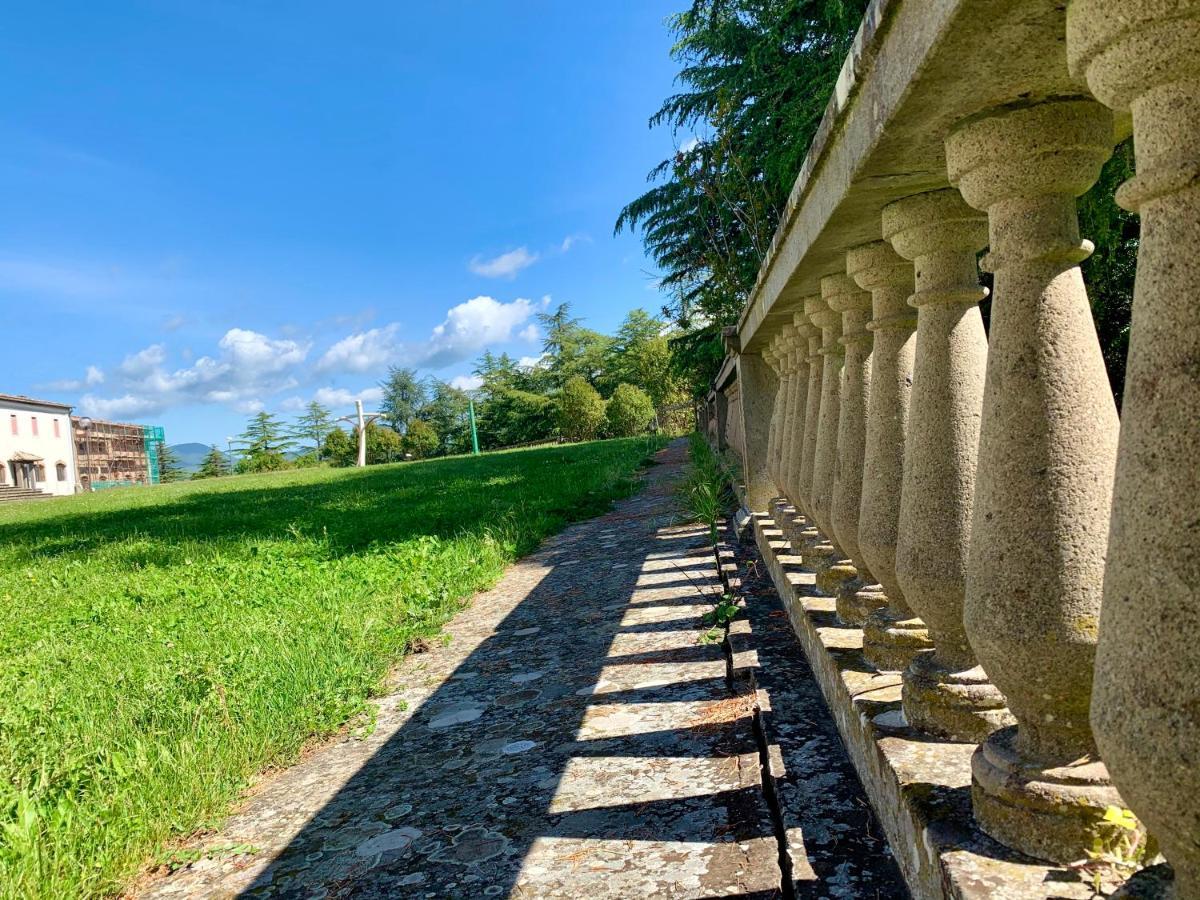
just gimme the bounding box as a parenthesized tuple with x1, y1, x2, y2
(0, 436, 666, 898)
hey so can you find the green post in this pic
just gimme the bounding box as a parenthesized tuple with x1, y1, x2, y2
(468, 398, 480, 455)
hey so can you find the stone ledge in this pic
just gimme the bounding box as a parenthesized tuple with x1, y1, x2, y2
(747, 506, 1112, 900)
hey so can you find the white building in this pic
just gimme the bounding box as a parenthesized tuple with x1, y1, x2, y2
(0, 394, 78, 497)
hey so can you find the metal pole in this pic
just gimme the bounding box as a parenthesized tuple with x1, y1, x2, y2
(356, 399, 367, 468)
(468, 397, 480, 455)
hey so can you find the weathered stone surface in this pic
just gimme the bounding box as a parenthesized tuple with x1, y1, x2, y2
(753, 506, 1131, 899)
(139, 440, 904, 899)
(736, 352, 779, 511)
(948, 98, 1127, 864)
(883, 189, 1011, 745)
(1068, 4, 1200, 895)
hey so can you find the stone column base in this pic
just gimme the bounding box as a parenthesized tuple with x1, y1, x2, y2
(835, 579, 885, 626)
(901, 654, 1012, 743)
(862, 606, 931, 672)
(816, 555, 856, 598)
(971, 725, 1136, 865)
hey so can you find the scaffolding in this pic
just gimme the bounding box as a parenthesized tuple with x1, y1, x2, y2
(73, 418, 164, 488)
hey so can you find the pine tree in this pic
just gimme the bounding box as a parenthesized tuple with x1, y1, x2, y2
(290, 401, 333, 459)
(378, 367, 429, 433)
(157, 442, 186, 483)
(234, 412, 295, 473)
(193, 445, 229, 479)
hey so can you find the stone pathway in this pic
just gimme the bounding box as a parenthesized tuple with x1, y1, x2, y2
(140, 440, 904, 899)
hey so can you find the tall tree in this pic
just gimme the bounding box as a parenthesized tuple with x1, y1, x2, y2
(616, 0, 864, 330)
(156, 443, 186, 483)
(234, 412, 294, 473)
(418, 380, 471, 455)
(290, 401, 333, 459)
(378, 367, 429, 433)
(192, 445, 229, 479)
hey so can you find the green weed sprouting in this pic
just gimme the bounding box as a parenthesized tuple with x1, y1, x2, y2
(682, 433, 735, 545)
(0, 435, 667, 899)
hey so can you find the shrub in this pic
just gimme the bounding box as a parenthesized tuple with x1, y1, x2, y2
(402, 420, 439, 459)
(606, 383, 655, 437)
(556, 376, 606, 442)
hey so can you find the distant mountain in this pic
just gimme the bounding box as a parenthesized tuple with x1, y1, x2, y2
(168, 442, 212, 473)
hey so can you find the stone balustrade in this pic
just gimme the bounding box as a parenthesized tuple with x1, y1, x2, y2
(707, 0, 1198, 895)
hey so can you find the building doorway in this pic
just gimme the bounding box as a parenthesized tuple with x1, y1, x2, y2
(9, 453, 43, 489)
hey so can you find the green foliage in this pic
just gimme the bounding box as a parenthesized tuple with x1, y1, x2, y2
(682, 432, 735, 544)
(364, 421, 403, 464)
(606, 383, 656, 437)
(474, 389, 556, 449)
(419, 380, 472, 455)
(538, 302, 611, 390)
(289, 401, 334, 459)
(192, 446, 230, 480)
(401, 420, 438, 459)
(378, 367, 429, 433)
(233, 412, 295, 474)
(156, 443, 186, 483)
(0, 436, 666, 897)
(702, 596, 740, 629)
(323, 426, 356, 467)
(617, 0, 864, 329)
(557, 376, 607, 442)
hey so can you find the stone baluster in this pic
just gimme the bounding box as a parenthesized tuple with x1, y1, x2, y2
(796, 296, 825, 532)
(807, 277, 856, 597)
(848, 241, 933, 671)
(946, 98, 1130, 864)
(825, 273, 882, 625)
(777, 325, 801, 503)
(884, 189, 1012, 741)
(769, 328, 798, 539)
(769, 334, 792, 493)
(1068, 6, 1200, 893)
(784, 312, 813, 509)
(763, 338, 783, 487)
(734, 349, 779, 512)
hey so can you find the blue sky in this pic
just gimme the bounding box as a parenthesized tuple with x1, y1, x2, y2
(0, 1, 683, 444)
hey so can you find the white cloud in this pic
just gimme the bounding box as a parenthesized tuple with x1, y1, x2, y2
(423, 295, 538, 367)
(559, 234, 590, 253)
(468, 247, 538, 279)
(316, 323, 401, 374)
(318, 295, 540, 374)
(79, 328, 311, 420)
(312, 386, 384, 409)
(449, 374, 483, 392)
(680, 136, 700, 153)
(517, 354, 547, 370)
(519, 324, 540, 343)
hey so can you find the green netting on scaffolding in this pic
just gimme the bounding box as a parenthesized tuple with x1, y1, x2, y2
(143, 425, 165, 484)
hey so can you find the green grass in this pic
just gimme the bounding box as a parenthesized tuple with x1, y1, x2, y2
(0, 436, 666, 898)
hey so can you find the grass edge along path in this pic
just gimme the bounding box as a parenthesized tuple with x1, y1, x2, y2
(0, 436, 667, 898)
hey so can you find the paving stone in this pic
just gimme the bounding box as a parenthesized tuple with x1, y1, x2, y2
(137, 440, 897, 899)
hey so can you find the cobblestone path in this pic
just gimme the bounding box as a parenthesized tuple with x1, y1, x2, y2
(141, 440, 904, 899)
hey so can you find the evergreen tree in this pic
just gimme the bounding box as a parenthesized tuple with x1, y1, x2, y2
(557, 376, 606, 442)
(234, 411, 295, 473)
(290, 401, 333, 459)
(156, 442, 186, 483)
(378, 367, 429, 433)
(193, 445, 230, 479)
(417, 380, 471, 455)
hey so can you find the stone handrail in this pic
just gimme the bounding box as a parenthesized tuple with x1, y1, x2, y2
(706, 0, 1197, 894)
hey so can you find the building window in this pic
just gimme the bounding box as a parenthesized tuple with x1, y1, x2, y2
(31, 417, 38, 437)
(35, 464, 45, 482)
(53, 419, 60, 438)
(56, 463, 67, 482)
(9, 415, 16, 435)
